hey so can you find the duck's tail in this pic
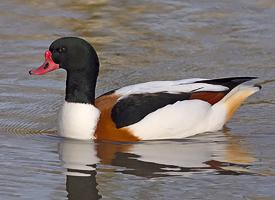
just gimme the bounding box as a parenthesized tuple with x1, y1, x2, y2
(220, 84, 261, 122)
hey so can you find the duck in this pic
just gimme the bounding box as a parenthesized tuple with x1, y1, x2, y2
(29, 37, 261, 142)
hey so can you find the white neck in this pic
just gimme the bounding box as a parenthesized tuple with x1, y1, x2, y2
(59, 101, 100, 140)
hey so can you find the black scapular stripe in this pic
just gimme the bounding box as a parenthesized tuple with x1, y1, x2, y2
(195, 77, 257, 90)
(111, 92, 191, 128)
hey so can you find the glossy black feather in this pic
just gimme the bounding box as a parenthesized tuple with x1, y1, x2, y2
(195, 77, 257, 89)
(49, 37, 100, 104)
(111, 92, 191, 128)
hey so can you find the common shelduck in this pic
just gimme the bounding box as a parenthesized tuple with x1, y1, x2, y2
(29, 37, 261, 141)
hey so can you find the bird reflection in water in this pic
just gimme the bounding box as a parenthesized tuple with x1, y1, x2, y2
(59, 140, 101, 200)
(58, 130, 255, 199)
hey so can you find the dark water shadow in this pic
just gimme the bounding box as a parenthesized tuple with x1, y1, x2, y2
(66, 168, 101, 200)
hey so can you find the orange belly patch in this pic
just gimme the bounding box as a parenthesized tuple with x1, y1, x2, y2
(94, 94, 140, 142)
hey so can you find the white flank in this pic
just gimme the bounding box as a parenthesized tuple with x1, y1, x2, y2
(128, 99, 227, 140)
(127, 84, 260, 140)
(59, 101, 100, 140)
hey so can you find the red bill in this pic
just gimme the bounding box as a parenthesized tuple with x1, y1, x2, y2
(29, 50, 59, 75)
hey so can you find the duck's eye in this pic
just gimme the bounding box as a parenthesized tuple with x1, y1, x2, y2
(61, 47, 66, 52)
(52, 47, 66, 54)
(55, 47, 66, 53)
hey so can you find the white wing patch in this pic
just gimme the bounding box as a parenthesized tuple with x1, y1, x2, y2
(115, 78, 228, 97)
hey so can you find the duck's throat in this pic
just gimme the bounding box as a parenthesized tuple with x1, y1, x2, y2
(65, 71, 97, 104)
(59, 101, 101, 140)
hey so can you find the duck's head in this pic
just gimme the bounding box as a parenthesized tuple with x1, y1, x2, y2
(29, 37, 99, 76)
(30, 37, 100, 104)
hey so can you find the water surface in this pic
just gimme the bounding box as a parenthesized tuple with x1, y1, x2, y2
(0, 0, 275, 199)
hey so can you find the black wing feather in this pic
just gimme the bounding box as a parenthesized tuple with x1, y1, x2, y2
(111, 92, 191, 128)
(195, 77, 257, 89)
